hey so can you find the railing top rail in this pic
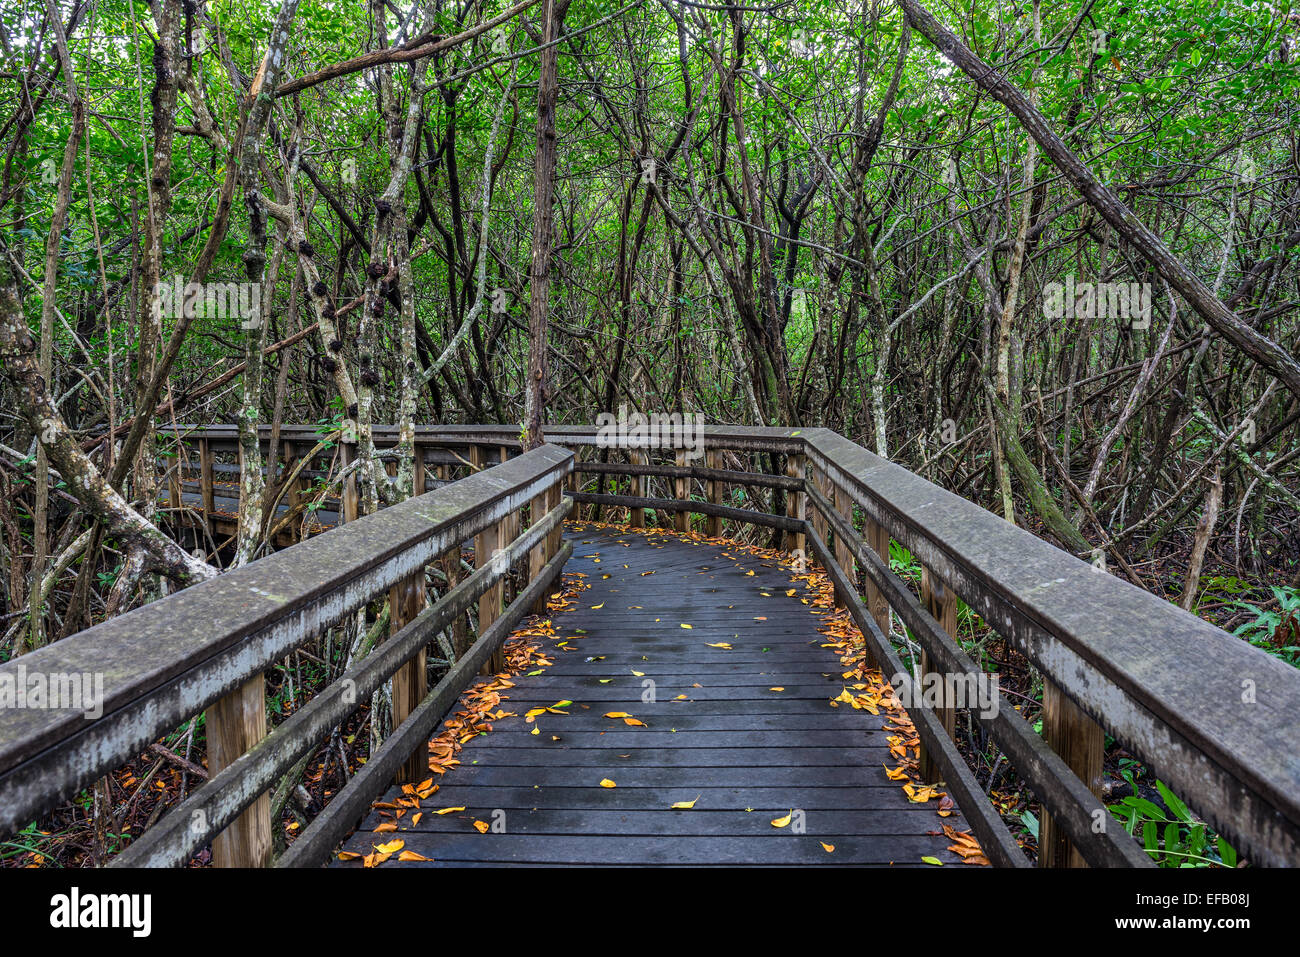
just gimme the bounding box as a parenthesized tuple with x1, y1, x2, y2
(0, 445, 572, 782)
(160, 423, 808, 452)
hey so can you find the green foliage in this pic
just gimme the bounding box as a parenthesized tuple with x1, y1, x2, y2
(1107, 761, 1237, 868)
(1232, 586, 1300, 666)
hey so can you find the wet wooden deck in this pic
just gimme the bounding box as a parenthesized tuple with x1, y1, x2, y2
(335, 523, 973, 866)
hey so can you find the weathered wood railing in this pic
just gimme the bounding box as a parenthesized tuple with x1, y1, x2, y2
(155, 423, 1300, 867)
(0, 443, 572, 867)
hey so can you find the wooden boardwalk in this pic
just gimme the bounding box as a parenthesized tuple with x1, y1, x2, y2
(336, 523, 971, 867)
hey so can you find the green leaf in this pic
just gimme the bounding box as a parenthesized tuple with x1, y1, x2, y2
(1155, 780, 1192, 824)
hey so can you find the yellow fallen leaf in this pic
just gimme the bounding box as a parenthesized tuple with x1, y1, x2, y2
(821, 842, 835, 853)
(530, 725, 540, 735)
(336, 851, 362, 861)
(623, 718, 645, 726)
(604, 711, 632, 719)
(600, 778, 617, 788)
(373, 821, 398, 833)
(410, 813, 422, 826)
(472, 820, 490, 834)
(771, 811, 793, 828)
(770, 687, 785, 692)
(631, 670, 645, 676)
(374, 839, 405, 854)
(671, 795, 701, 809)
(705, 642, 732, 649)
(591, 602, 605, 609)
(398, 850, 433, 862)
(680, 623, 692, 629)
(434, 807, 465, 815)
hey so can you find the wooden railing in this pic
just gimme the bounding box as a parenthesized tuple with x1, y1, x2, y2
(0, 443, 572, 867)
(157, 422, 1298, 868)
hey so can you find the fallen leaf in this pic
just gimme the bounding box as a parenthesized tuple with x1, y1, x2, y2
(771, 811, 793, 828)
(680, 623, 693, 629)
(473, 820, 490, 834)
(434, 807, 465, 815)
(600, 778, 617, 788)
(398, 850, 433, 862)
(374, 839, 405, 854)
(821, 842, 835, 853)
(671, 795, 701, 809)
(921, 856, 944, 866)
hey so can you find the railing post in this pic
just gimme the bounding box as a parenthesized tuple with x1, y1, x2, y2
(917, 566, 958, 784)
(206, 677, 270, 867)
(340, 439, 359, 524)
(629, 450, 647, 528)
(861, 511, 891, 636)
(705, 448, 723, 537)
(1039, 681, 1105, 867)
(810, 465, 829, 546)
(168, 445, 183, 520)
(281, 441, 301, 543)
(674, 450, 689, 532)
(476, 516, 505, 674)
(785, 453, 806, 555)
(529, 482, 560, 615)
(389, 568, 427, 783)
(832, 482, 853, 588)
(412, 444, 426, 496)
(502, 507, 521, 603)
(199, 438, 215, 528)
(436, 463, 470, 659)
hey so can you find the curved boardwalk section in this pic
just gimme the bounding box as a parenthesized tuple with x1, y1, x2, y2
(337, 523, 972, 866)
